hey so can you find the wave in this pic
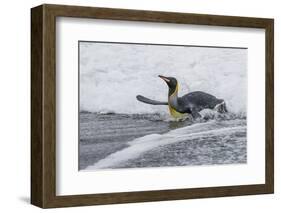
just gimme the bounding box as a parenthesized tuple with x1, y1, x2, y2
(80, 110, 246, 123)
(80, 42, 247, 115)
(85, 119, 246, 170)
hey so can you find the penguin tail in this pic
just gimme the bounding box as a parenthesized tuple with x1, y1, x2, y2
(136, 95, 168, 105)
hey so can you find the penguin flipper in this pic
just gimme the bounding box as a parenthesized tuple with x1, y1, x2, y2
(190, 110, 202, 120)
(136, 95, 168, 105)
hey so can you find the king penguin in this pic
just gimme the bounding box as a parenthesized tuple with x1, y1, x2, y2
(136, 75, 227, 120)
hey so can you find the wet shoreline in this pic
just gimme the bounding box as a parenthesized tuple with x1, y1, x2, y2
(79, 112, 247, 170)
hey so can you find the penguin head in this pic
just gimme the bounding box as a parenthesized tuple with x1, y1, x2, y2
(158, 75, 178, 95)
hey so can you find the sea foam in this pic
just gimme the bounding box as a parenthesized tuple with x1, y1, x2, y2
(85, 119, 246, 170)
(80, 42, 247, 115)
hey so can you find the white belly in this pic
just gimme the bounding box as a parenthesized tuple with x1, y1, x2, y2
(168, 105, 188, 119)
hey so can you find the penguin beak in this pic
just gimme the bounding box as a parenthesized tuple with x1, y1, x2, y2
(158, 75, 170, 83)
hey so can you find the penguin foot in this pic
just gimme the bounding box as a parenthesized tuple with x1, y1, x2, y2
(214, 101, 228, 113)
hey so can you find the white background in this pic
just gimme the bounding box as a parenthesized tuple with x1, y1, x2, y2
(57, 18, 265, 195)
(0, 0, 279, 212)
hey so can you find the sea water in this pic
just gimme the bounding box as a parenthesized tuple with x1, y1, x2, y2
(79, 42, 247, 170)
